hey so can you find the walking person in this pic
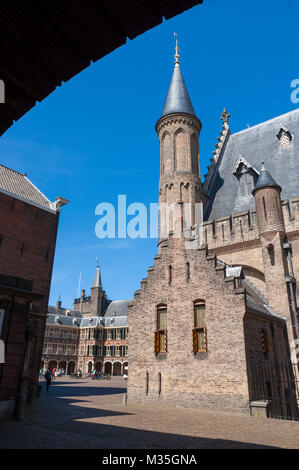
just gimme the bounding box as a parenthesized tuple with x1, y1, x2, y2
(44, 368, 52, 392)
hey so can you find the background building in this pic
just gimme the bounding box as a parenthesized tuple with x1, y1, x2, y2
(42, 266, 129, 377)
(0, 164, 68, 420)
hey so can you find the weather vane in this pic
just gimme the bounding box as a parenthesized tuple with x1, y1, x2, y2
(174, 32, 179, 65)
(96, 257, 100, 268)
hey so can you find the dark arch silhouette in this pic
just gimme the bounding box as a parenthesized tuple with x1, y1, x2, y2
(0, 1, 202, 136)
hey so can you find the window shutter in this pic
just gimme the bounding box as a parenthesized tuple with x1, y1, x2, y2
(154, 331, 160, 353)
(192, 329, 198, 353)
(204, 328, 208, 352)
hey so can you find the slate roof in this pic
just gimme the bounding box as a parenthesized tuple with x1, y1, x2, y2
(0, 164, 54, 211)
(46, 300, 130, 328)
(102, 300, 131, 318)
(161, 63, 196, 118)
(205, 109, 299, 220)
(46, 314, 81, 327)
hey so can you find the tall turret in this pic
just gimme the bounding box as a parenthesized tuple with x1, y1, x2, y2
(155, 35, 207, 240)
(90, 261, 103, 316)
(253, 163, 298, 360)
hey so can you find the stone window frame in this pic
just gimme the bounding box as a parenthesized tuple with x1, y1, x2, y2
(192, 300, 207, 354)
(154, 304, 168, 354)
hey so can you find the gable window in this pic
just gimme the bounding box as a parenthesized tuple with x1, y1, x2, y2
(154, 305, 167, 353)
(277, 127, 292, 148)
(233, 158, 258, 199)
(192, 302, 207, 353)
(237, 164, 256, 197)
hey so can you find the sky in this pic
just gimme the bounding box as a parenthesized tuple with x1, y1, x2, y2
(1, 0, 299, 308)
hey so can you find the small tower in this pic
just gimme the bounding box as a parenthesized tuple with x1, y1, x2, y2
(155, 34, 208, 240)
(252, 163, 296, 356)
(90, 259, 103, 316)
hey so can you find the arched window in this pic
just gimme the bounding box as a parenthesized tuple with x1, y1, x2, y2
(192, 301, 207, 353)
(154, 305, 167, 353)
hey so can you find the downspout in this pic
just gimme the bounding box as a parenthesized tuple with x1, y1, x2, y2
(284, 242, 299, 357)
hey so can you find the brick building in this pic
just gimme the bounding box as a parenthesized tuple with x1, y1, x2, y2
(0, 164, 68, 420)
(127, 44, 299, 418)
(42, 265, 129, 377)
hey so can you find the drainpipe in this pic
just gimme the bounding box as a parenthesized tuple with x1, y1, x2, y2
(284, 242, 299, 358)
(270, 324, 284, 418)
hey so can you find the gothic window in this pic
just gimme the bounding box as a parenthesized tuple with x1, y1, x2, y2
(192, 301, 207, 353)
(277, 127, 292, 148)
(236, 163, 257, 198)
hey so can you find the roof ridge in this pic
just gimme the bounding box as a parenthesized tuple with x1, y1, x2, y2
(231, 108, 299, 138)
(0, 163, 26, 176)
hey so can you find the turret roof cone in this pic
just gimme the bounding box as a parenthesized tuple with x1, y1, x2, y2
(161, 35, 196, 118)
(92, 266, 102, 289)
(253, 162, 281, 194)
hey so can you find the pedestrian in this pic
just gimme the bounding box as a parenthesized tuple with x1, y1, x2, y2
(44, 368, 52, 391)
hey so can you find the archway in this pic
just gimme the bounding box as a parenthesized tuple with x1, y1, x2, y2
(88, 361, 93, 374)
(95, 362, 102, 373)
(104, 362, 112, 375)
(48, 360, 57, 371)
(67, 361, 76, 374)
(58, 360, 67, 373)
(0, 2, 202, 137)
(113, 362, 122, 376)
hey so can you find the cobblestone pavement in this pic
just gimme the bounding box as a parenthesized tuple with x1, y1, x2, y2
(0, 377, 299, 449)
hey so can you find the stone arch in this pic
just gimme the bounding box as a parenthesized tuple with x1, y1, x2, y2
(113, 362, 122, 376)
(87, 361, 93, 374)
(48, 360, 57, 371)
(191, 133, 199, 175)
(104, 362, 112, 375)
(235, 264, 266, 296)
(180, 181, 189, 204)
(67, 361, 76, 374)
(58, 360, 67, 371)
(174, 128, 187, 171)
(161, 131, 172, 174)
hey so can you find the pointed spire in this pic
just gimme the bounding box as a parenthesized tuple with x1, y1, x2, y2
(161, 34, 196, 118)
(92, 259, 102, 289)
(253, 162, 281, 194)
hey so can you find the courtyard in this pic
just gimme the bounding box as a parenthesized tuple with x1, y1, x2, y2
(0, 377, 298, 449)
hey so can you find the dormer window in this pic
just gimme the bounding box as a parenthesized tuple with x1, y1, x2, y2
(277, 127, 292, 148)
(233, 157, 259, 199)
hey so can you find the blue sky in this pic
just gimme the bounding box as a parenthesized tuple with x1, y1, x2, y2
(1, 0, 298, 307)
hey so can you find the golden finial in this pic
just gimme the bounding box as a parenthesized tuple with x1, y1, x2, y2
(174, 32, 179, 66)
